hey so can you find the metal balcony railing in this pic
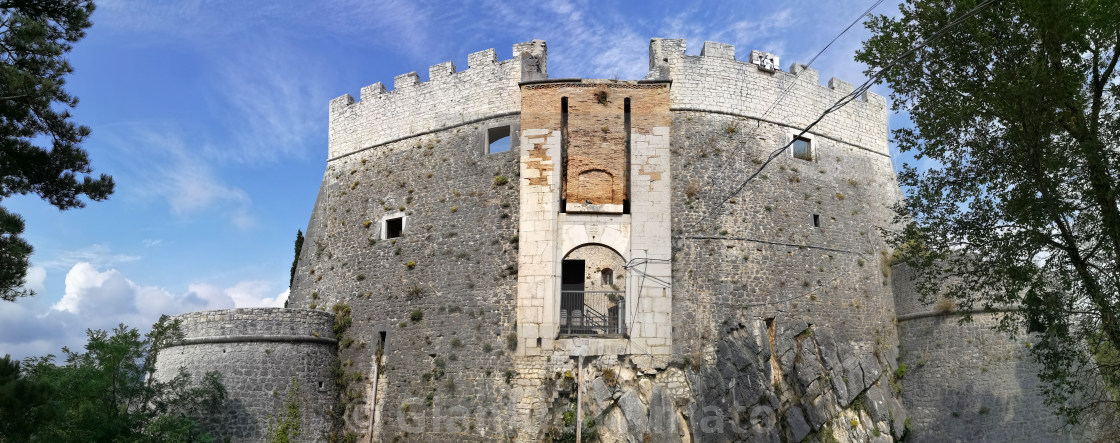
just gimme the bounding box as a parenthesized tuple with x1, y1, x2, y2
(559, 290, 625, 335)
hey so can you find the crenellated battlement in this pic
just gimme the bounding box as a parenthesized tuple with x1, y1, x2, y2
(647, 38, 888, 155)
(328, 40, 547, 159)
(328, 38, 887, 160)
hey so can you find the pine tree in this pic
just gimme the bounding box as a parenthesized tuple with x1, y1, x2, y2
(0, 0, 114, 301)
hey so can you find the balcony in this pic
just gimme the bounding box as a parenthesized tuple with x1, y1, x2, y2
(559, 291, 626, 336)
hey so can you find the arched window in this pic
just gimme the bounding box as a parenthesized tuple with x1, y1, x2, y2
(600, 268, 613, 286)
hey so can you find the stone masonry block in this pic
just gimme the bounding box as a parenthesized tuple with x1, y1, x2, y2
(429, 61, 456, 79)
(393, 71, 420, 90)
(468, 48, 497, 68)
(359, 82, 386, 101)
(701, 41, 735, 60)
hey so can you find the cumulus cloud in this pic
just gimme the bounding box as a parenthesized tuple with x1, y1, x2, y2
(22, 266, 46, 294)
(187, 281, 288, 309)
(0, 263, 286, 361)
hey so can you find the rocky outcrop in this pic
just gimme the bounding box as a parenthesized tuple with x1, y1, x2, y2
(539, 316, 908, 442)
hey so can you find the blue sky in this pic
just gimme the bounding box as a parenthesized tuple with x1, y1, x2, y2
(0, 0, 909, 360)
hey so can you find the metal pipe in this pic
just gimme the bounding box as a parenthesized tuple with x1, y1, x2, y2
(576, 354, 583, 442)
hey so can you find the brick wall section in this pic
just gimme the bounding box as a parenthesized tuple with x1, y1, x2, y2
(154, 308, 338, 442)
(289, 115, 522, 441)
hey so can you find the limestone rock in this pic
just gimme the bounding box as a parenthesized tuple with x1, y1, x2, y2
(618, 389, 649, 439)
(785, 405, 811, 442)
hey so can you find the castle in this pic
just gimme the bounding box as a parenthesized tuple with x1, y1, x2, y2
(154, 39, 1084, 442)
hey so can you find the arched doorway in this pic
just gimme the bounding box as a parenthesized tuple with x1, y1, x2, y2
(560, 244, 626, 336)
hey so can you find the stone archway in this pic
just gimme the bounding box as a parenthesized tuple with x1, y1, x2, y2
(559, 244, 626, 335)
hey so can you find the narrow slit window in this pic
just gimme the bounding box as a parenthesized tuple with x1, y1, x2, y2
(487, 126, 511, 153)
(560, 97, 569, 212)
(792, 137, 812, 161)
(601, 268, 614, 286)
(812, 214, 821, 228)
(384, 217, 403, 239)
(623, 97, 631, 214)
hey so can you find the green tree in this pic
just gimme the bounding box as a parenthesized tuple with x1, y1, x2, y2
(7, 316, 226, 441)
(0, 0, 115, 301)
(0, 354, 55, 441)
(857, 0, 1119, 426)
(289, 229, 304, 288)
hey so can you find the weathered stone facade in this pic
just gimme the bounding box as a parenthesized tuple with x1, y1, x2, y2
(154, 38, 1091, 442)
(891, 266, 1083, 442)
(153, 308, 338, 442)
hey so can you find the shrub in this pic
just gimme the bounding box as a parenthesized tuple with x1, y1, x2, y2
(493, 175, 509, 186)
(405, 261, 416, 270)
(410, 309, 423, 323)
(894, 362, 907, 380)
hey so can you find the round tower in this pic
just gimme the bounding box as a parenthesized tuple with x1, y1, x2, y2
(154, 308, 338, 442)
(891, 265, 1084, 442)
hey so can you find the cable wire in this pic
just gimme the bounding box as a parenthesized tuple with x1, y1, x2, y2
(685, 0, 1000, 234)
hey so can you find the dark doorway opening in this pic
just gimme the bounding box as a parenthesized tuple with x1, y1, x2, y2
(561, 259, 585, 334)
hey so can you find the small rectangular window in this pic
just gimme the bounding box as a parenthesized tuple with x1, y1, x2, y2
(601, 269, 613, 285)
(385, 217, 403, 239)
(792, 137, 812, 161)
(487, 126, 511, 153)
(812, 214, 821, 228)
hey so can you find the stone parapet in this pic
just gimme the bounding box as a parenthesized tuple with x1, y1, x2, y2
(328, 40, 546, 159)
(648, 38, 888, 156)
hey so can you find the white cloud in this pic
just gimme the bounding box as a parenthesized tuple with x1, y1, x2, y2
(204, 44, 327, 165)
(23, 266, 46, 294)
(187, 281, 287, 309)
(111, 128, 257, 229)
(39, 244, 140, 271)
(0, 263, 285, 361)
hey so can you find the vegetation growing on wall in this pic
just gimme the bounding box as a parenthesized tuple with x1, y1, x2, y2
(268, 378, 302, 443)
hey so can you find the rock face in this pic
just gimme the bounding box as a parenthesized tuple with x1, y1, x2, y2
(534, 318, 907, 442)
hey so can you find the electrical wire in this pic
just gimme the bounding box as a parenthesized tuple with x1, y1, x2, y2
(685, 0, 1000, 234)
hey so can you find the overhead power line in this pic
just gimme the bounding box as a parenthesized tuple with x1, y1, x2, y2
(686, 0, 1000, 233)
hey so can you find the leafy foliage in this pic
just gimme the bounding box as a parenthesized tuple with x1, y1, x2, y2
(857, 0, 1119, 427)
(0, 354, 55, 441)
(0, 0, 115, 301)
(267, 377, 302, 443)
(0, 316, 226, 441)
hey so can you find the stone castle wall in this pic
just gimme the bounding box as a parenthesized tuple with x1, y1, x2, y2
(154, 308, 338, 442)
(891, 265, 1081, 442)
(290, 98, 524, 440)
(327, 41, 545, 160)
(263, 37, 1078, 442)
